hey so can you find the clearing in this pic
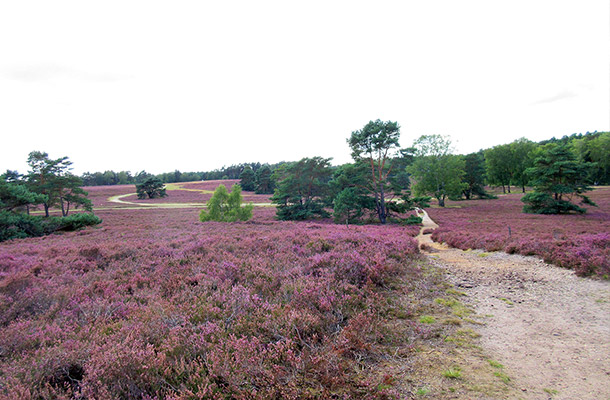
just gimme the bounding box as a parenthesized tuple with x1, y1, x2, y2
(417, 210, 610, 400)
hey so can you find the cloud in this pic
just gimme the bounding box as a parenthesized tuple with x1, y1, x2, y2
(531, 90, 578, 105)
(2, 64, 133, 83)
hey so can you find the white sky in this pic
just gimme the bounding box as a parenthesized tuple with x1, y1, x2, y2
(1, 1, 608, 175)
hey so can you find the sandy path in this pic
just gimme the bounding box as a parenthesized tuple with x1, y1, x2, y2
(416, 210, 610, 400)
(107, 193, 273, 209)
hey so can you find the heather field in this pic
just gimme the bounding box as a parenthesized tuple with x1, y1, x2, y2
(427, 186, 610, 277)
(0, 182, 448, 399)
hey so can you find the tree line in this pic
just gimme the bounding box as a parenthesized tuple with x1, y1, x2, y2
(80, 162, 286, 187)
(245, 125, 607, 223)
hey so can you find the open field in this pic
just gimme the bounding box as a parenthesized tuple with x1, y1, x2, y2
(2, 181, 495, 399)
(3, 180, 608, 398)
(427, 187, 610, 277)
(83, 180, 273, 210)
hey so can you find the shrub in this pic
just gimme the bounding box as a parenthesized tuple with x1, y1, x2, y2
(199, 184, 253, 222)
(522, 192, 586, 214)
(136, 177, 167, 199)
(0, 211, 101, 242)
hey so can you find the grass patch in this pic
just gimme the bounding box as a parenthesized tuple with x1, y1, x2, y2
(499, 297, 514, 306)
(419, 315, 436, 324)
(487, 359, 504, 369)
(456, 328, 481, 339)
(442, 367, 462, 379)
(543, 387, 559, 395)
(493, 371, 511, 384)
(435, 297, 473, 318)
(477, 252, 489, 257)
(445, 288, 467, 297)
(415, 387, 430, 396)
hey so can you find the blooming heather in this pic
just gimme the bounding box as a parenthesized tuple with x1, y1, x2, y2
(428, 187, 610, 277)
(0, 191, 423, 399)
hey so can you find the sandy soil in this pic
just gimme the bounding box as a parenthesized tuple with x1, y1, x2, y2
(416, 210, 610, 400)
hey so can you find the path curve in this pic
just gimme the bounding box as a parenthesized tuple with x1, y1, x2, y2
(107, 193, 273, 209)
(416, 209, 610, 400)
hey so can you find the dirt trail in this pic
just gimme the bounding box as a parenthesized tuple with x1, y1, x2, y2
(415, 210, 610, 400)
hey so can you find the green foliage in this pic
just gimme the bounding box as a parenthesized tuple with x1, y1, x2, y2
(333, 188, 367, 224)
(522, 143, 596, 214)
(386, 194, 429, 224)
(510, 138, 537, 192)
(442, 367, 462, 379)
(239, 165, 256, 191)
(27, 151, 72, 217)
(348, 119, 401, 224)
(329, 163, 375, 224)
(571, 131, 610, 184)
(0, 211, 45, 241)
(56, 174, 92, 216)
(409, 135, 467, 207)
(522, 192, 587, 214)
(134, 170, 154, 184)
(136, 177, 167, 199)
(0, 179, 47, 212)
(271, 157, 332, 220)
(254, 165, 275, 194)
(26, 151, 93, 217)
(462, 151, 494, 199)
(199, 184, 253, 222)
(0, 211, 101, 242)
(484, 144, 513, 193)
(50, 213, 103, 231)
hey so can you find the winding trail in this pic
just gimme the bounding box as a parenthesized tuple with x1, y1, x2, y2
(415, 209, 610, 400)
(106, 193, 273, 209)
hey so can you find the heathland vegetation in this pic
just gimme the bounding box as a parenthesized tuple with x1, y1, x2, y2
(0, 125, 608, 398)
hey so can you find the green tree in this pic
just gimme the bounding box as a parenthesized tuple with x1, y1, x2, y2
(522, 143, 596, 214)
(55, 174, 93, 216)
(117, 171, 133, 185)
(2, 170, 22, 183)
(271, 157, 332, 220)
(408, 135, 467, 207)
(329, 163, 375, 224)
(255, 165, 275, 194)
(2, 155, 100, 241)
(333, 188, 367, 225)
(510, 138, 537, 193)
(347, 119, 401, 224)
(484, 144, 514, 193)
(136, 177, 167, 199)
(239, 165, 256, 191)
(26, 151, 90, 217)
(0, 179, 47, 213)
(199, 184, 253, 222)
(135, 170, 153, 184)
(462, 151, 493, 199)
(572, 131, 610, 185)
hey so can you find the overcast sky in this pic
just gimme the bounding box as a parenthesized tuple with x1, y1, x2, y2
(1, 1, 608, 175)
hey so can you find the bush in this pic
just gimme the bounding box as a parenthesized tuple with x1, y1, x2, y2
(0, 211, 45, 241)
(136, 177, 167, 199)
(54, 213, 103, 231)
(522, 192, 586, 214)
(200, 184, 253, 222)
(0, 211, 102, 242)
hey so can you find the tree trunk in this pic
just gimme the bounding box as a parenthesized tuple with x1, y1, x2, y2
(378, 182, 387, 224)
(438, 196, 445, 207)
(44, 203, 50, 218)
(502, 185, 506, 194)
